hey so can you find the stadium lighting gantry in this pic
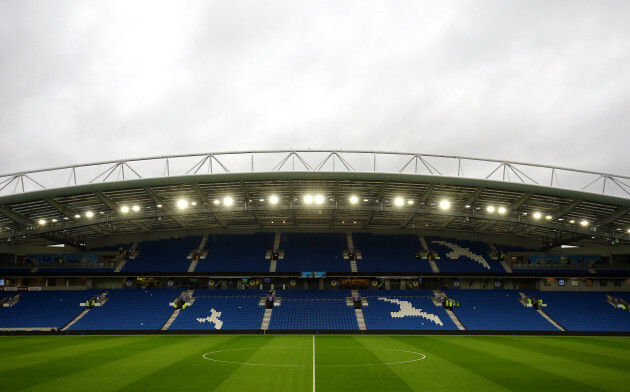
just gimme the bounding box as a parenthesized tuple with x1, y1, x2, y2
(439, 200, 450, 210)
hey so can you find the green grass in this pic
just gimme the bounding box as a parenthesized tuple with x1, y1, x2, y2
(1, 335, 629, 391)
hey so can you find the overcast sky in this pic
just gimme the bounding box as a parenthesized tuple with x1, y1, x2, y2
(1, 0, 629, 180)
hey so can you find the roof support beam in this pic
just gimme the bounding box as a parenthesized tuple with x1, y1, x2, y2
(144, 186, 189, 229)
(593, 206, 630, 227)
(440, 188, 484, 229)
(476, 193, 531, 232)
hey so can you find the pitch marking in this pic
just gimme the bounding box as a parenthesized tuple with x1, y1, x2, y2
(201, 346, 426, 368)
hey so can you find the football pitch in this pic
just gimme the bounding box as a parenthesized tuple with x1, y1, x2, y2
(1, 335, 629, 391)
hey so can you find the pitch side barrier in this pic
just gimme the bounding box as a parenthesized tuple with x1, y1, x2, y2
(1, 329, 629, 337)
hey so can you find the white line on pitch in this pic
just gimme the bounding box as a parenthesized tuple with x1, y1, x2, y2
(313, 335, 316, 392)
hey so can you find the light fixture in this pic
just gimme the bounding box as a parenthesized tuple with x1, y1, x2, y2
(363, 199, 369, 202)
(439, 200, 451, 210)
(156, 204, 162, 208)
(580, 220, 589, 226)
(269, 195, 279, 204)
(394, 197, 404, 206)
(569, 219, 575, 224)
(533, 212, 542, 219)
(85, 211, 94, 218)
(121, 206, 130, 213)
(213, 199, 220, 205)
(132, 205, 140, 212)
(498, 207, 507, 214)
(304, 195, 313, 204)
(51, 219, 58, 223)
(545, 215, 552, 220)
(407, 200, 414, 205)
(349, 195, 359, 204)
(223, 197, 233, 206)
(75, 214, 81, 218)
(487, 206, 495, 213)
(191, 201, 197, 206)
(38, 219, 47, 225)
(465, 205, 471, 208)
(314, 195, 325, 204)
(177, 199, 188, 209)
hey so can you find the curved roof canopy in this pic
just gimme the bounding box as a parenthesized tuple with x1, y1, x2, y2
(1, 150, 630, 249)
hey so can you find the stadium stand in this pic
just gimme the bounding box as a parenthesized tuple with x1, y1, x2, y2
(445, 289, 557, 331)
(69, 289, 176, 330)
(169, 289, 265, 330)
(427, 237, 503, 273)
(360, 290, 457, 330)
(268, 290, 358, 330)
(122, 236, 201, 272)
(0, 290, 101, 330)
(276, 233, 350, 272)
(525, 291, 630, 332)
(194, 233, 273, 272)
(352, 233, 433, 273)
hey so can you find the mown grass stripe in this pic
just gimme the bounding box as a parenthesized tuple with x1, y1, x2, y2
(439, 336, 624, 392)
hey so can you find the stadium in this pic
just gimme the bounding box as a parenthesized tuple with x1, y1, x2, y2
(1, 150, 629, 391)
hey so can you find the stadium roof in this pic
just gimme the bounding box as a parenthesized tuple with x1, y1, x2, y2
(1, 150, 630, 250)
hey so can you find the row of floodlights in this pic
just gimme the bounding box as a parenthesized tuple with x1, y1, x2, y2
(31, 195, 607, 231)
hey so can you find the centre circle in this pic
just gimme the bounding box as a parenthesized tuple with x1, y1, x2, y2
(201, 347, 426, 367)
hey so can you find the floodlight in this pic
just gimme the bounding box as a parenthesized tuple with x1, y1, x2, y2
(51, 219, 58, 223)
(223, 197, 234, 206)
(315, 195, 325, 204)
(407, 200, 414, 205)
(269, 195, 279, 204)
(439, 200, 450, 210)
(191, 201, 197, 206)
(363, 199, 368, 202)
(177, 199, 188, 209)
(85, 211, 94, 218)
(465, 205, 471, 208)
(120, 206, 130, 213)
(304, 195, 314, 204)
(569, 219, 575, 224)
(156, 204, 162, 208)
(498, 207, 507, 214)
(533, 212, 542, 219)
(74, 214, 81, 219)
(545, 215, 552, 220)
(487, 206, 495, 213)
(580, 220, 589, 226)
(349, 195, 359, 204)
(213, 199, 220, 205)
(132, 205, 140, 212)
(394, 197, 404, 206)
(38, 219, 47, 225)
